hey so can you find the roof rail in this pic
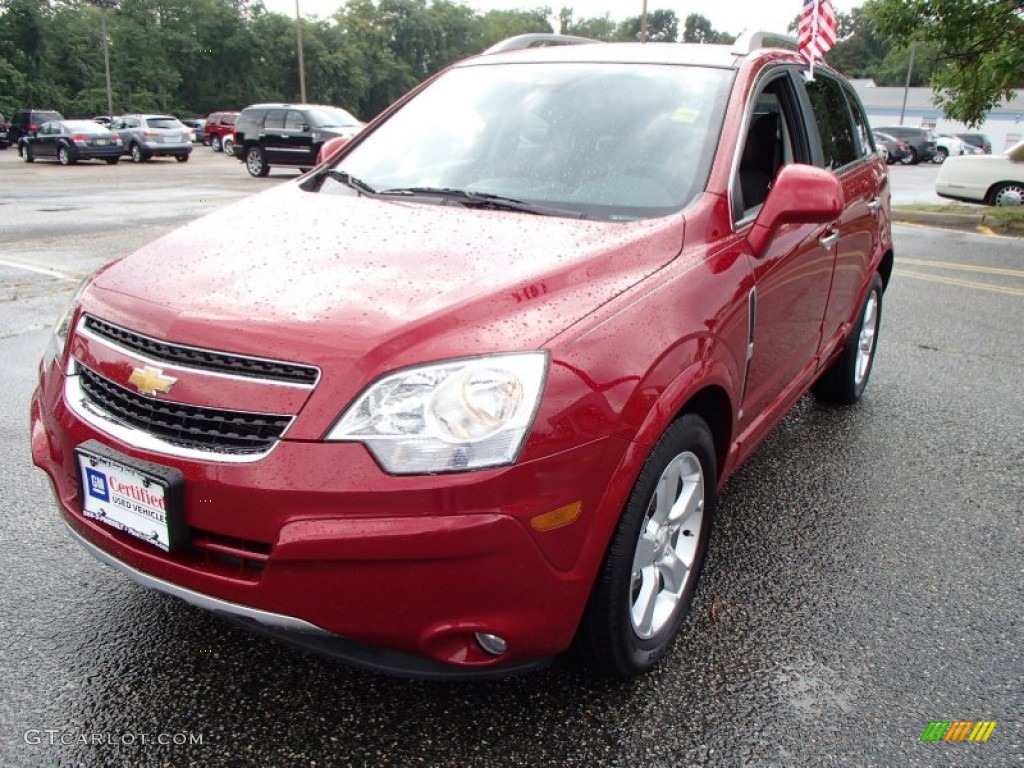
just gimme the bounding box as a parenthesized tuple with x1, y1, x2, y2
(482, 33, 600, 55)
(731, 30, 799, 55)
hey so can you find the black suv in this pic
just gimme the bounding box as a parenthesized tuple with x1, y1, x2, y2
(11, 108, 64, 154)
(230, 103, 363, 177)
(872, 125, 937, 165)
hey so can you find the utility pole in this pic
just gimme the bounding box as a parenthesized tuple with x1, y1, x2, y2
(899, 42, 916, 126)
(91, 0, 119, 119)
(295, 0, 307, 103)
(640, 0, 649, 42)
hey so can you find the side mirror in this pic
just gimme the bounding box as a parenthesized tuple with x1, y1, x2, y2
(747, 164, 844, 256)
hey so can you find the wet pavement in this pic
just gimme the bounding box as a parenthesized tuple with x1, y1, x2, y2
(1, 151, 1020, 766)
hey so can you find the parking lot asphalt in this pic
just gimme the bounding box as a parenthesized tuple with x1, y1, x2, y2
(1, 148, 1021, 766)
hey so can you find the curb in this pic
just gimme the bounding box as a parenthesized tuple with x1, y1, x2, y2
(891, 208, 1024, 234)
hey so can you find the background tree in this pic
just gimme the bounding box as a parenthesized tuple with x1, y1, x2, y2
(616, 9, 679, 42)
(865, 0, 1024, 125)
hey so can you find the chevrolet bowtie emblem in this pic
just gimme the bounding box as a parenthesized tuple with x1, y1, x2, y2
(128, 366, 177, 396)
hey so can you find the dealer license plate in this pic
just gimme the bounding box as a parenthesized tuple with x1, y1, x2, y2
(76, 441, 185, 552)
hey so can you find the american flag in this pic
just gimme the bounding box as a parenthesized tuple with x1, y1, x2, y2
(798, 0, 837, 75)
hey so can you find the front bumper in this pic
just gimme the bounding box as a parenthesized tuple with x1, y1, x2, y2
(31, 362, 630, 676)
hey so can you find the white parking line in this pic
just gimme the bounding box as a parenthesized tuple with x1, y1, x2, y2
(0, 259, 73, 279)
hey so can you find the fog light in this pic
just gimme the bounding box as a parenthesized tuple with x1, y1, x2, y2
(474, 632, 508, 656)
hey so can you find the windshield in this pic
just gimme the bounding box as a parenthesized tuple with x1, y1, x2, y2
(307, 107, 361, 128)
(332, 62, 731, 221)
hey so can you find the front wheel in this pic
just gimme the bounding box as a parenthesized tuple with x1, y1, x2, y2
(933, 147, 948, 164)
(813, 273, 884, 404)
(577, 414, 716, 677)
(987, 182, 1024, 207)
(245, 146, 269, 177)
(900, 147, 917, 165)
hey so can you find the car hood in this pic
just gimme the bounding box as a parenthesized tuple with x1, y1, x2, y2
(84, 183, 684, 373)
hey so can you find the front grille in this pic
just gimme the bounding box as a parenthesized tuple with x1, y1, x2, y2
(83, 315, 318, 385)
(77, 364, 291, 454)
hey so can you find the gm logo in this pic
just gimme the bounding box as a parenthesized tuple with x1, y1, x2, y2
(921, 720, 997, 742)
(86, 468, 109, 502)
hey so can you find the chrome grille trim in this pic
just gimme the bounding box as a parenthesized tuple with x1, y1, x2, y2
(66, 366, 290, 464)
(81, 315, 319, 387)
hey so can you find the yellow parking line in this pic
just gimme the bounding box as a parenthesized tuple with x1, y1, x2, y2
(895, 269, 1024, 297)
(898, 258, 1024, 278)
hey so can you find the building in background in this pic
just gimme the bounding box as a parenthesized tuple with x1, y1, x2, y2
(851, 83, 1024, 152)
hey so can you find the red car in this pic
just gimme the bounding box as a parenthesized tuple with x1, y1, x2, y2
(203, 111, 239, 153)
(31, 33, 893, 679)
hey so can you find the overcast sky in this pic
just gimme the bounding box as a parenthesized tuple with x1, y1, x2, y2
(273, 0, 864, 39)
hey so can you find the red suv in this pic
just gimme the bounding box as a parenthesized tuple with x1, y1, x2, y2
(203, 111, 239, 153)
(31, 33, 892, 679)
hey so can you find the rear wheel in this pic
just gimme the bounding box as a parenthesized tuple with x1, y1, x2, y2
(175, 154, 190, 163)
(58, 145, 74, 165)
(130, 143, 148, 163)
(900, 147, 918, 165)
(987, 182, 1024, 207)
(813, 273, 883, 404)
(245, 146, 269, 177)
(210, 134, 222, 152)
(577, 414, 716, 677)
(105, 157, 119, 165)
(222, 136, 234, 156)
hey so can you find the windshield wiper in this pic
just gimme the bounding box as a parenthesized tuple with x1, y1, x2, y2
(310, 168, 377, 195)
(378, 187, 587, 218)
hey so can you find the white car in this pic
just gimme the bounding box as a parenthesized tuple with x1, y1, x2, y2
(933, 134, 966, 163)
(935, 141, 1024, 206)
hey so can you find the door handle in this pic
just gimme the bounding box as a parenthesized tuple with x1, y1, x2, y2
(867, 197, 881, 213)
(819, 230, 840, 249)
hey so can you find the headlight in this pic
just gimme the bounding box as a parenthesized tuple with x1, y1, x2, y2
(43, 277, 89, 369)
(327, 352, 548, 474)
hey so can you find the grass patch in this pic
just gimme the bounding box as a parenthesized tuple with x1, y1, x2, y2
(893, 203, 1024, 232)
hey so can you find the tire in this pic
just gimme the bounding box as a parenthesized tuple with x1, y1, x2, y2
(222, 136, 233, 156)
(813, 273, 884, 404)
(577, 414, 716, 677)
(105, 157, 119, 165)
(58, 145, 74, 165)
(175, 154, 190, 163)
(885, 151, 894, 165)
(987, 182, 1024, 207)
(933, 147, 948, 164)
(23, 146, 33, 163)
(130, 143, 148, 163)
(245, 146, 269, 177)
(900, 147, 917, 165)
(211, 134, 222, 152)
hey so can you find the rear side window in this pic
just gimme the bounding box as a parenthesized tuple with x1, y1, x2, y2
(223, 114, 237, 126)
(265, 110, 287, 130)
(285, 111, 306, 131)
(805, 75, 857, 170)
